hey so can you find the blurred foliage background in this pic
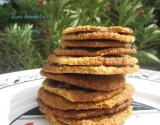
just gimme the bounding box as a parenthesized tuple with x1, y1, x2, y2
(0, 0, 160, 73)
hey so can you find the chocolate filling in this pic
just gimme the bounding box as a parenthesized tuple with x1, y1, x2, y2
(64, 46, 133, 51)
(65, 30, 130, 35)
(102, 54, 125, 57)
(48, 63, 135, 67)
(46, 79, 95, 92)
(64, 39, 124, 42)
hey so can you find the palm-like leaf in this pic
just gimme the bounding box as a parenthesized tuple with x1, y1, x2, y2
(137, 50, 160, 64)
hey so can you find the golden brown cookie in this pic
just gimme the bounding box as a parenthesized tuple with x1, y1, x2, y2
(40, 104, 132, 125)
(38, 98, 131, 119)
(45, 112, 124, 125)
(45, 114, 124, 125)
(40, 71, 126, 91)
(62, 40, 129, 48)
(45, 115, 66, 125)
(56, 107, 132, 125)
(62, 31, 135, 43)
(48, 55, 138, 66)
(63, 26, 133, 35)
(42, 64, 139, 75)
(42, 79, 125, 102)
(38, 84, 134, 110)
(54, 47, 137, 56)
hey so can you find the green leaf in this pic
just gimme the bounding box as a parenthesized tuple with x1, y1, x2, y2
(137, 50, 160, 64)
(136, 24, 160, 49)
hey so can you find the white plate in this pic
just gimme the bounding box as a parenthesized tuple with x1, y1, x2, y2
(0, 69, 160, 125)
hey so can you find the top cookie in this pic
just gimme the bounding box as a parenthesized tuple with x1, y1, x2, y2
(63, 26, 133, 35)
(62, 32, 135, 43)
(62, 26, 135, 43)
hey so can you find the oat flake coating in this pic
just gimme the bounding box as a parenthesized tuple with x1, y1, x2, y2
(62, 32, 135, 43)
(38, 98, 131, 119)
(40, 105, 132, 125)
(38, 84, 134, 110)
(48, 55, 138, 66)
(63, 26, 133, 35)
(54, 47, 137, 57)
(42, 64, 139, 75)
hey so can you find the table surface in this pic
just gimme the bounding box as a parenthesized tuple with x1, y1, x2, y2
(0, 68, 160, 125)
(0, 68, 160, 89)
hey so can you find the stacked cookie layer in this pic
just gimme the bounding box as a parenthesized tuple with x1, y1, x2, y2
(37, 26, 139, 125)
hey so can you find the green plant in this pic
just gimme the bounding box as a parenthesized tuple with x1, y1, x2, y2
(37, 0, 77, 55)
(136, 24, 160, 64)
(12, 0, 160, 66)
(65, 0, 107, 26)
(1, 0, 160, 73)
(0, 3, 13, 29)
(103, 0, 160, 65)
(0, 23, 42, 73)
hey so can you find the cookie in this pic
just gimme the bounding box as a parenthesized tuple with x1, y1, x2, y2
(40, 71, 126, 91)
(38, 84, 134, 110)
(38, 98, 131, 119)
(48, 55, 138, 66)
(45, 114, 124, 125)
(54, 47, 137, 56)
(42, 79, 124, 102)
(42, 64, 139, 75)
(62, 31, 135, 43)
(62, 40, 129, 48)
(45, 115, 66, 125)
(56, 107, 132, 125)
(63, 26, 133, 35)
(40, 105, 132, 125)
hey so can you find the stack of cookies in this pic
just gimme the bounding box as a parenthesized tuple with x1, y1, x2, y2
(37, 26, 139, 125)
